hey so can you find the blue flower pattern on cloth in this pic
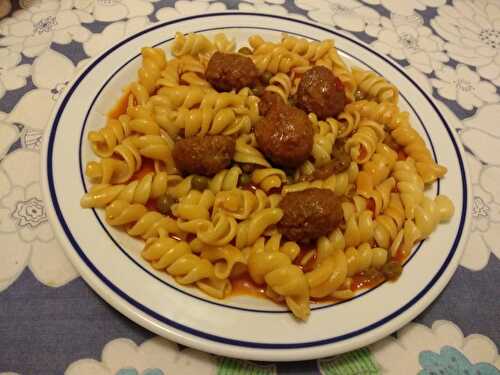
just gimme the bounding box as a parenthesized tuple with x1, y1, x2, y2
(418, 346, 500, 375)
(116, 368, 165, 375)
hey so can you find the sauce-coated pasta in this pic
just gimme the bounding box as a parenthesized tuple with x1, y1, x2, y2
(81, 32, 454, 321)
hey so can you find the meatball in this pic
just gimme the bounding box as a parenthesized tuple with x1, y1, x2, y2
(255, 104, 313, 168)
(278, 188, 343, 242)
(258, 90, 285, 116)
(172, 135, 235, 176)
(296, 66, 346, 119)
(206, 52, 259, 92)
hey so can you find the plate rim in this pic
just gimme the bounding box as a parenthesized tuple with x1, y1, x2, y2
(41, 11, 472, 361)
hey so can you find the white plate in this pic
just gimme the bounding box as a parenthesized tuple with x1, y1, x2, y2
(41, 12, 471, 361)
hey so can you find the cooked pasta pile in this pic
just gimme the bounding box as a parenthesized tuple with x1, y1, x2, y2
(81, 32, 454, 321)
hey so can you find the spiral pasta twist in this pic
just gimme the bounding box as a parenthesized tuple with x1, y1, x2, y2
(341, 201, 375, 248)
(212, 33, 236, 53)
(248, 248, 310, 320)
(166, 175, 193, 199)
(344, 119, 385, 164)
(81, 172, 171, 208)
(179, 212, 239, 247)
(280, 34, 333, 62)
(351, 66, 399, 104)
(130, 135, 177, 174)
(85, 136, 143, 184)
(310, 113, 340, 140)
(346, 243, 388, 276)
(172, 189, 216, 221)
(88, 115, 132, 158)
(237, 88, 260, 124)
(392, 159, 424, 220)
(142, 234, 232, 298)
(157, 56, 208, 89)
(246, 232, 300, 262)
(213, 188, 281, 220)
(171, 32, 214, 57)
(356, 142, 398, 195)
(364, 177, 396, 216)
(105, 200, 182, 239)
(235, 208, 284, 248)
(345, 100, 446, 183)
(129, 82, 149, 107)
(387, 195, 453, 259)
(85, 158, 130, 185)
(327, 110, 361, 139)
(193, 167, 238, 194)
(373, 193, 406, 249)
(391, 122, 448, 183)
(180, 72, 211, 88)
(414, 195, 454, 240)
(283, 162, 359, 195)
(265, 72, 293, 102)
(152, 86, 214, 112)
(157, 59, 181, 88)
(389, 219, 421, 259)
(248, 35, 280, 54)
(233, 134, 271, 168)
(345, 100, 408, 131)
(306, 247, 348, 299)
(200, 244, 244, 280)
(251, 45, 310, 75)
(136, 47, 167, 97)
(163, 107, 251, 138)
(251, 168, 287, 193)
(308, 113, 338, 167)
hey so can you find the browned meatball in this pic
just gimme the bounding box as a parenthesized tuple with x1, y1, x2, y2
(206, 52, 259, 92)
(258, 90, 285, 116)
(172, 135, 235, 176)
(296, 66, 346, 119)
(278, 188, 343, 242)
(255, 104, 313, 168)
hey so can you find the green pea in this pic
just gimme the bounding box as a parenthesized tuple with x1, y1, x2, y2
(156, 194, 176, 215)
(252, 85, 264, 97)
(240, 163, 257, 174)
(354, 90, 364, 101)
(286, 175, 295, 185)
(239, 173, 252, 186)
(382, 261, 403, 281)
(191, 175, 209, 191)
(238, 46, 252, 55)
(261, 71, 273, 85)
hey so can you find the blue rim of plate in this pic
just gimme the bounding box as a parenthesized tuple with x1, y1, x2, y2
(78, 25, 439, 313)
(46, 12, 468, 349)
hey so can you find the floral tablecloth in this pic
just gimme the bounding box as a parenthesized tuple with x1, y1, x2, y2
(0, 0, 499, 374)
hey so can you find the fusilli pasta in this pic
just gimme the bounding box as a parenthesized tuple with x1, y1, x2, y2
(80, 32, 454, 321)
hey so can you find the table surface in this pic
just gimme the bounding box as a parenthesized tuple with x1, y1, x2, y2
(0, 0, 499, 374)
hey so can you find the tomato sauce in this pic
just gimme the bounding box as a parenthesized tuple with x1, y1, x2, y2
(397, 149, 408, 161)
(394, 247, 408, 264)
(350, 270, 385, 291)
(131, 158, 155, 181)
(366, 197, 376, 212)
(293, 243, 317, 272)
(107, 88, 131, 119)
(230, 274, 266, 299)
